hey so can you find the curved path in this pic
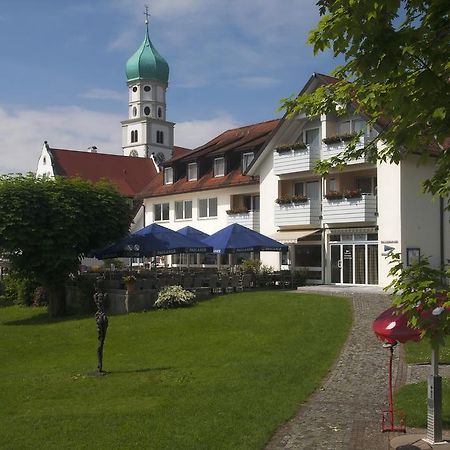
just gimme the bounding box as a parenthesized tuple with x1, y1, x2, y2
(266, 287, 402, 450)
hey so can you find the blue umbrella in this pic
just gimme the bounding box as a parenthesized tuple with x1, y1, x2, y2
(95, 223, 212, 259)
(202, 223, 288, 254)
(177, 226, 210, 241)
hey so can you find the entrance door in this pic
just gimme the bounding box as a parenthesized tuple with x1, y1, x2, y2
(330, 242, 378, 285)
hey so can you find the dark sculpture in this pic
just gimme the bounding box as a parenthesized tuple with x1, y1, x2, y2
(93, 287, 108, 373)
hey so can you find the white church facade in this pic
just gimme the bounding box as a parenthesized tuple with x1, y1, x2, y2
(36, 17, 449, 288)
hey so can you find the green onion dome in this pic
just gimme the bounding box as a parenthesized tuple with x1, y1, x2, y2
(126, 28, 169, 84)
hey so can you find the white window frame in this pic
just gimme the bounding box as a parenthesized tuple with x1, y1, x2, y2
(175, 200, 193, 220)
(242, 152, 254, 172)
(198, 197, 218, 218)
(154, 202, 170, 222)
(187, 162, 198, 181)
(303, 128, 320, 148)
(338, 118, 366, 135)
(164, 167, 173, 185)
(213, 157, 225, 177)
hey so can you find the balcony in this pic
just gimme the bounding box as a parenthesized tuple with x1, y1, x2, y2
(321, 135, 369, 164)
(273, 145, 320, 175)
(322, 194, 377, 224)
(226, 211, 260, 231)
(274, 200, 321, 227)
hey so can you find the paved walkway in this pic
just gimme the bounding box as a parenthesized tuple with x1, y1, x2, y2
(266, 286, 402, 450)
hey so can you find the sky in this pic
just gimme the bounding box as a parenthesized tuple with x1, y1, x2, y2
(0, 0, 339, 174)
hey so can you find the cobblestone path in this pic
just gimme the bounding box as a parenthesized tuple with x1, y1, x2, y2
(266, 288, 400, 450)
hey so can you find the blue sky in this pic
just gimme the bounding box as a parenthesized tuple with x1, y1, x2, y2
(0, 0, 339, 173)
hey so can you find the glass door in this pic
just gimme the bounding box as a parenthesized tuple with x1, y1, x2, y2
(330, 241, 378, 285)
(342, 245, 353, 284)
(331, 245, 341, 283)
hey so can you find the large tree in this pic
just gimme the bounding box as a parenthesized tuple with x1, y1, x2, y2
(0, 175, 133, 316)
(282, 0, 450, 202)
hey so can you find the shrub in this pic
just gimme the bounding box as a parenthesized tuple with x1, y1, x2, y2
(0, 272, 40, 306)
(155, 285, 196, 309)
(240, 259, 262, 274)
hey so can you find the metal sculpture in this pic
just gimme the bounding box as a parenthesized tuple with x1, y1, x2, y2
(93, 287, 108, 373)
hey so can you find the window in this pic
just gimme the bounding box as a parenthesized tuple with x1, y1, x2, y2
(132, 106, 137, 117)
(243, 195, 260, 211)
(357, 176, 377, 194)
(158, 107, 162, 118)
(175, 200, 192, 220)
(187, 162, 197, 181)
(294, 181, 320, 199)
(164, 167, 173, 185)
(213, 157, 225, 177)
(294, 244, 322, 267)
(129, 150, 138, 157)
(304, 128, 320, 148)
(198, 197, 217, 218)
(144, 85, 151, 92)
(131, 130, 138, 143)
(327, 178, 337, 192)
(154, 203, 169, 221)
(338, 118, 366, 135)
(43, 157, 46, 164)
(132, 86, 137, 93)
(338, 120, 351, 135)
(144, 106, 150, 116)
(242, 152, 254, 172)
(156, 130, 164, 144)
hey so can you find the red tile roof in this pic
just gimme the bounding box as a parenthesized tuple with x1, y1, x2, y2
(48, 148, 158, 197)
(138, 119, 281, 198)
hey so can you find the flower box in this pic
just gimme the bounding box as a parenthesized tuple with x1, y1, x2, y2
(226, 208, 249, 215)
(275, 195, 308, 205)
(324, 191, 344, 200)
(344, 189, 362, 199)
(275, 141, 307, 153)
(322, 133, 357, 145)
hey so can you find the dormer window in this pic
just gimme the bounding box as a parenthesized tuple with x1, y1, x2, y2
(242, 152, 254, 172)
(213, 157, 225, 177)
(187, 162, 197, 181)
(164, 167, 173, 185)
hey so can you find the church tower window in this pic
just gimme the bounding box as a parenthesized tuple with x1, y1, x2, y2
(156, 130, 164, 144)
(132, 86, 138, 92)
(158, 107, 162, 118)
(144, 106, 151, 116)
(144, 85, 151, 92)
(131, 130, 138, 143)
(132, 106, 137, 117)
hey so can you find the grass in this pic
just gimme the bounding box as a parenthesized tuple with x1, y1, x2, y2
(395, 380, 450, 428)
(404, 338, 450, 364)
(0, 291, 351, 450)
(395, 339, 450, 429)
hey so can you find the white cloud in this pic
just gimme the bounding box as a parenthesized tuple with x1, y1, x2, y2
(0, 105, 240, 174)
(80, 88, 125, 101)
(175, 115, 241, 149)
(0, 106, 122, 174)
(236, 76, 280, 88)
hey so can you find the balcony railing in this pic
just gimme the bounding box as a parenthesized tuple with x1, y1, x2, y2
(273, 145, 320, 175)
(226, 211, 260, 231)
(321, 135, 369, 164)
(322, 194, 377, 224)
(274, 200, 321, 227)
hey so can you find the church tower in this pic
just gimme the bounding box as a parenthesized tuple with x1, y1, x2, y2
(121, 11, 174, 162)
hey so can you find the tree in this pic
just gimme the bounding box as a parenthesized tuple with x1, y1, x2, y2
(0, 174, 133, 316)
(282, 0, 450, 202)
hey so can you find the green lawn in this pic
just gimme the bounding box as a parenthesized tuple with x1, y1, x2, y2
(395, 339, 450, 429)
(0, 291, 351, 450)
(404, 338, 450, 364)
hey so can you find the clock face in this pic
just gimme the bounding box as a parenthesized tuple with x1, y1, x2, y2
(129, 150, 138, 157)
